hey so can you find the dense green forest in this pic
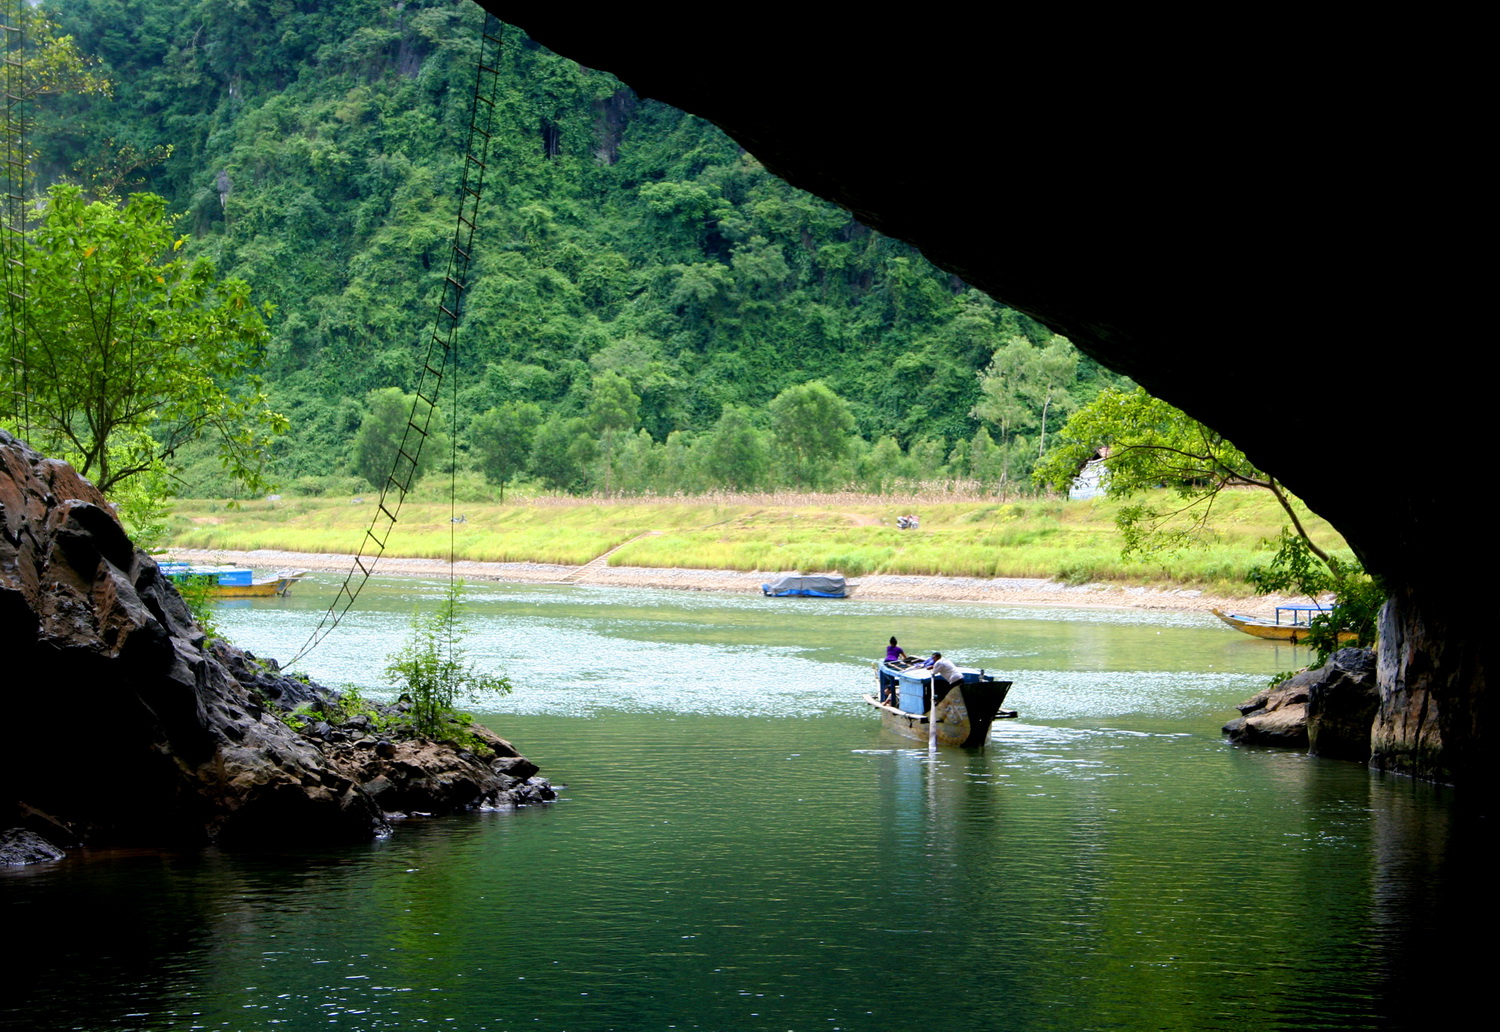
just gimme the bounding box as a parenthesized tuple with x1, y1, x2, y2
(28, 0, 1127, 497)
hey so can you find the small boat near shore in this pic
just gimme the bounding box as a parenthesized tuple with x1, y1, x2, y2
(1211, 606, 1355, 644)
(761, 573, 852, 598)
(865, 661, 1014, 747)
(159, 561, 308, 598)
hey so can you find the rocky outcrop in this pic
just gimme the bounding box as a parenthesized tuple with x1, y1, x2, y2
(1307, 648, 1380, 761)
(0, 828, 66, 865)
(1224, 672, 1314, 748)
(311, 719, 551, 820)
(1368, 589, 1487, 787)
(0, 431, 551, 864)
(1225, 648, 1379, 758)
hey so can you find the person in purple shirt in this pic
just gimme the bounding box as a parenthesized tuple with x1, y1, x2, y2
(879, 637, 911, 706)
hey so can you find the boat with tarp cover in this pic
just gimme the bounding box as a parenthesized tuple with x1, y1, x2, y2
(761, 573, 851, 598)
(864, 660, 1014, 747)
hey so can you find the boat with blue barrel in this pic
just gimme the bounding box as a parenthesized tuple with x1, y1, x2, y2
(159, 561, 307, 598)
(864, 660, 1014, 747)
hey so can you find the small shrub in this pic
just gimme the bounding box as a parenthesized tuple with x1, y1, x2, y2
(175, 574, 220, 639)
(1267, 668, 1304, 690)
(282, 703, 315, 731)
(385, 580, 511, 739)
(1055, 563, 1097, 585)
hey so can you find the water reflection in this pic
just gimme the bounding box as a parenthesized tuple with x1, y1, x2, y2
(2, 577, 1479, 1031)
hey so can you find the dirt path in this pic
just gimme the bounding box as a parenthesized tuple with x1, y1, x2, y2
(164, 547, 1299, 616)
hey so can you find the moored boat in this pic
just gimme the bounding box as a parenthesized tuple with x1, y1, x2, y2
(762, 573, 852, 598)
(865, 660, 1014, 747)
(1211, 606, 1355, 644)
(159, 561, 308, 598)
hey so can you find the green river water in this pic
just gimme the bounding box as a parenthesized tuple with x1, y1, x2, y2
(2, 576, 1485, 1031)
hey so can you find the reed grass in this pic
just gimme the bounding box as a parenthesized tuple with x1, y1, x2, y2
(167, 486, 1347, 595)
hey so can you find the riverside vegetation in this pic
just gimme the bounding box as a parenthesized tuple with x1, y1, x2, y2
(167, 485, 1349, 595)
(14, 2, 1355, 606)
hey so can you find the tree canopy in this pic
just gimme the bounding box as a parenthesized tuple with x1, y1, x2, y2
(17, 1, 1144, 500)
(2, 184, 282, 494)
(769, 381, 855, 489)
(1038, 386, 1381, 656)
(1035, 387, 1324, 558)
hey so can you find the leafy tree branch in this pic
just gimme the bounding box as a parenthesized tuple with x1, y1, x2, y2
(2, 185, 284, 495)
(1037, 386, 1380, 656)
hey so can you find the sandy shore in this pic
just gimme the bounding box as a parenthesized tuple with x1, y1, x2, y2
(164, 548, 1299, 616)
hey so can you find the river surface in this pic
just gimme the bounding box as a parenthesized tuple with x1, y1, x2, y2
(3, 576, 1487, 1031)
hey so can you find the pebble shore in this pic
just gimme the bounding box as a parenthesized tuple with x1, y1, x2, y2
(165, 548, 1300, 616)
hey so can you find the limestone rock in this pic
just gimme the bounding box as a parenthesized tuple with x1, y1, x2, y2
(0, 431, 551, 859)
(498, 8, 1492, 794)
(1370, 591, 1464, 785)
(1226, 648, 1380, 759)
(0, 828, 66, 865)
(1224, 668, 1317, 747)
(1307, 648, 1379, 761)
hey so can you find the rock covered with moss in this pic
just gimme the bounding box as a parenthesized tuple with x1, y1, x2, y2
(0, 431, 549, 864)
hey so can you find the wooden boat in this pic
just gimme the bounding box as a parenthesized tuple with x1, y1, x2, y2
(865, 661, 1014, 747)
(761, 573, 852, 598)
(1211, 606, 1355, 644)
(159, 562, 307, 598)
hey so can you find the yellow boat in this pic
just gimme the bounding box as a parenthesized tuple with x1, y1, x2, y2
(160, 562, 307, 598)
(1211, 606, 1355, 643)
(211, 571, 308, 598)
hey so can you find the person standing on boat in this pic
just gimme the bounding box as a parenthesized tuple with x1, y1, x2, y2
(930, 652, 963, 705)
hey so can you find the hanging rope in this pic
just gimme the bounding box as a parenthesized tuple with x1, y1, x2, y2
(1, 2, 28, 436)
(289, 11, 502, 667)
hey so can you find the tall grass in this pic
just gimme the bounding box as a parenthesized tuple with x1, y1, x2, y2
(167, 486, 1346, 595)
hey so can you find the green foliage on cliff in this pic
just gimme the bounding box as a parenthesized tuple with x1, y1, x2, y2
(32, 0, 1127, 497)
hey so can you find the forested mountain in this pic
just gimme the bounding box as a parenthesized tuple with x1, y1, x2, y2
(35, 0, 1124, 495)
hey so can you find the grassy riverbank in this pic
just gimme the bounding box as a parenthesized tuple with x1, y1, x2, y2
(165, 487, 1349, 596)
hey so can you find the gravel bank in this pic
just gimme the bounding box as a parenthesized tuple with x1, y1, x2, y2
(165, 548, 1297, 616)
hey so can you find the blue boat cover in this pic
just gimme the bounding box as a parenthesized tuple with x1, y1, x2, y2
(761, 573, 847, 598)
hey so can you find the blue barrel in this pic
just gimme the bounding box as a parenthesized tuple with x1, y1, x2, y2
(898, 672, 929, 714)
